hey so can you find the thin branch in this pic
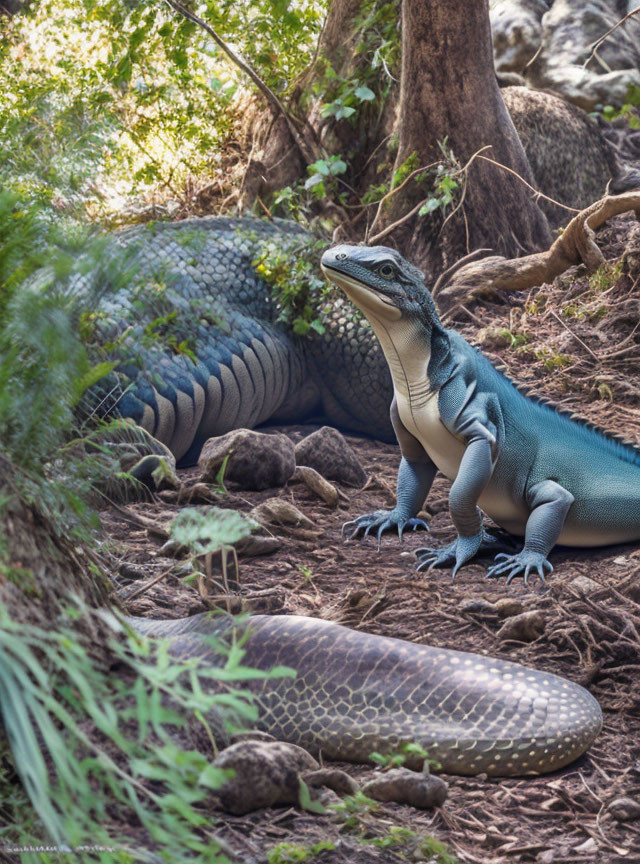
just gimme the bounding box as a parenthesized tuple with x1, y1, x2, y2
(368, 161, 440, 238)
(582, 6, 640, 69)
(161, 0, 314, 162)
(475, 155, 580, 213)
(366, 197, 429, 245)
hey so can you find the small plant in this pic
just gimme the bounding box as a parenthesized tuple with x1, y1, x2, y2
(370, 741, 441, 772)
(298, 564, 314, 581)
(304, 155, 348, 197)
(267, 841, 336, 864)
(588, 261, 623, 293)
(329, 790, 379, 832)
(252, 236, 333, 336)
(170, 506, 257, 598)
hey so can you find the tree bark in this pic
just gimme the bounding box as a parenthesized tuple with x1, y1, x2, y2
(373, 0, 552, 271)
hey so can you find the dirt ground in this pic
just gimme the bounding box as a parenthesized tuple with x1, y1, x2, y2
(105, 216, 640, 864)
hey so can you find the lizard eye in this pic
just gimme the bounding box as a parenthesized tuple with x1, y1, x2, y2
(378, 263, 395, 280)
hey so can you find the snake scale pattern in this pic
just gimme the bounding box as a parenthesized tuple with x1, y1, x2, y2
(130, 614, 602, 777)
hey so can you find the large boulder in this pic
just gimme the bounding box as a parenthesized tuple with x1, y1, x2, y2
(527, 1, 640, 110)
(490, 0, 549, 74)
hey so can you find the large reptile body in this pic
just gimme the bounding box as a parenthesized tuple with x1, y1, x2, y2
(130, 613, 602, 777)
(321, 244, 640, 582)
(90, 217, 393, 464)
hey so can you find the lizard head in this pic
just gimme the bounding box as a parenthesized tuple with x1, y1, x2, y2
(320, 244, 439, 327)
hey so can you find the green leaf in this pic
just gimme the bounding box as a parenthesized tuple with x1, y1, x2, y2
(354, 85, 375, 102)
(418, 198, 441, 216)
(298, 778, 327, 814)
(329, 159, 347, 175)
(71, 361, 117, 406)
(335, 105, 356, 120)
(304, 173, 325, 190)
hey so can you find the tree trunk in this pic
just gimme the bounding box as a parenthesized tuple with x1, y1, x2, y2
(366, 0, 553, 271)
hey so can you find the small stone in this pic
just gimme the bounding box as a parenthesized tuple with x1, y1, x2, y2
(302, 769, 359, 796)
(130, 454, 180, 491)
(494, 597, 524, 618)
(292, 465, 339, 507)
(295, 427, 366, 487)
(234, 534, 282, 557)
(460, 598, 497, 618)
(607, 796, 640, 822)
(250, 498, 314, 530)
(569, 575, 603, 595)
(362, 768, 448, 810)
(199, 429, 295, 491)
(536, 851, 556, 864)
(213, 740, 318, 815)
(158, 538, 188, 558)
(572, 837, 597, 854)
(613, 556, 629, 566)
(497, 610, 545, 642)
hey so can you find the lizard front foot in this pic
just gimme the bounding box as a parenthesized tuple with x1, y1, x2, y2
(342, 510, 429, 549)
(485, 551, 553, 586)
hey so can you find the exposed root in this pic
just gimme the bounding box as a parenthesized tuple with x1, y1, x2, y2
(435, 191, 640, 310)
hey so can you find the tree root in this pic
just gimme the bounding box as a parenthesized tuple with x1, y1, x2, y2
(435, 191, 640, 311)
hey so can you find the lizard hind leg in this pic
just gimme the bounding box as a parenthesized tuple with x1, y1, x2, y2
(485, 480, 574, 587)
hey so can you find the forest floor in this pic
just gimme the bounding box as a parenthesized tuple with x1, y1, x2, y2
(105, 215, 640, 864)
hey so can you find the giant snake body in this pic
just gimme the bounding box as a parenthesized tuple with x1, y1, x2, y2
(131, 614, 602, 777)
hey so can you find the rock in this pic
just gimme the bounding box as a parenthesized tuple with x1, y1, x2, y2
(234, 534, 282, 557)
(212, 740, 319, 815)
(494, 597, 525, 618)
(460, 598, 498, 619)
(293, 465, 339, 507)
(129, 454, 180, 492)
(158, 482, 223, 505)
(572, 837, 598, 854)
(607, 796, 640, 822)
(199, 429, 295, 491)
(490, 0, 547, 74)
(497, 610, 545, 642)
(362, 769, 448, 810)
(526, 0, 640, 110)
(569, 575, 603, 595)
(294, 427, 366, 488)
(302, 768, 360, 796)
(250, 498, 314, 531)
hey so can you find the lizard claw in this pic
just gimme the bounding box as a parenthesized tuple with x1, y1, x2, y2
(343, 510, 429, 546)
(486, 551, 553, 586)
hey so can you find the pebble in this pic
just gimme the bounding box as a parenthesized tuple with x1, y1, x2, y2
(362, 768, 448, 810)
(607, 796, 640, 822)
(493, 597, 524, 618)
(497, 610, 545, 642)
(302, 768, 359, 796)
(292, 465, 339, 507)
(250, 498, 314, 530)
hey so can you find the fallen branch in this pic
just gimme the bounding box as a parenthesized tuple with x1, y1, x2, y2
(435, 191, 640, 311)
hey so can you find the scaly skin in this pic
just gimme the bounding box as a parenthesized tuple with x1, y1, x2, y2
(86, 216, 394, 464)
(321, 243, 640, 584)
(129, 613, 602, 777)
